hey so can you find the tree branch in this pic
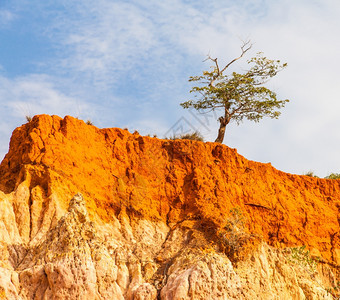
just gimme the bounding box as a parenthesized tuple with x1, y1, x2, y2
(220, 40, 252, 74)
(206, 40, 252, 87)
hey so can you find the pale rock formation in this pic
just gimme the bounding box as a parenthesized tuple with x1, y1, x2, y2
(161, 251, 243, 299)
(0, 192, 337, 299)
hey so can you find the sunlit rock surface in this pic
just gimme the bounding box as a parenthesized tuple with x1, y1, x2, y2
(0, 115, 338, 299)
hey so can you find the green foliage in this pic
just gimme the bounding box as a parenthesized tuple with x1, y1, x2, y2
(325, 173, 340, 179)
(287, 246, 340, 297)
(181, 45, 289, 143)
(287, 245, 318, 273)
(218, 207, 253, 260)
(304, 171, 340, 180)
(168, 131, 204, 141)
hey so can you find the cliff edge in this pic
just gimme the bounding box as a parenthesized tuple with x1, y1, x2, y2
(0, 115, 339, 299)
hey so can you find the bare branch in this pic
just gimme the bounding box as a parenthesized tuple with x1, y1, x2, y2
(207, 40, 252, 87)
(204, 55, 220, 77)
(220, 40, 252, 74)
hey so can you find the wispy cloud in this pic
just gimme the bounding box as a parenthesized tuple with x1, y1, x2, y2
(46, 1, 158, 90)
(0, 74, 86, 117)
(43, 1, 256, 91)
(0, 72, 93, 158)
(0, 9, 15, 27)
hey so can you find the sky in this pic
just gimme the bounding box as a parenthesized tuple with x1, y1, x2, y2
(0, 0, 339, 177)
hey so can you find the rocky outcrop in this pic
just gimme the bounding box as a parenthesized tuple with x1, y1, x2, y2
(0, 114, 339, 299)
(0, 191, 337, 299)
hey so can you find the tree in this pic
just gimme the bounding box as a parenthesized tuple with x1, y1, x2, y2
(181, 41, 289, 143)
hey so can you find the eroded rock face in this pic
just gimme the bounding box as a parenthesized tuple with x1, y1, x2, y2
(0, 192, 160, 299)
(160, 251, 243, 299)
(0, 115, 339, 299)
(0, 192, 336, 299)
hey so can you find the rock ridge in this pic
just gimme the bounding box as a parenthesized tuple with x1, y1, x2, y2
(0, 114, 339, 299)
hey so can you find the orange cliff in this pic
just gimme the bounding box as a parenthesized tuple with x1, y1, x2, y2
(1, 114, 340, 264)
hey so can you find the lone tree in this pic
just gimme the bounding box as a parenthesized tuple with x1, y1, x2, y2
(181, 41, 289, 143)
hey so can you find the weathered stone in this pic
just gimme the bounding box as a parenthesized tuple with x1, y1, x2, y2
(0, 115, 338, 299)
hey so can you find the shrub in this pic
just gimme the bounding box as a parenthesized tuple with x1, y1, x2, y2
(286, 245, 318, 273)
(325, 173, 340, 179)
(169, 131, 204, 141)
(86, 120, 93, 125)
(218, 207, 253, 261)
(26, 115, 32, 122)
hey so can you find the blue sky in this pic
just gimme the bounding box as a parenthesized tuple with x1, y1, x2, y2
(0, 0, 340, 177)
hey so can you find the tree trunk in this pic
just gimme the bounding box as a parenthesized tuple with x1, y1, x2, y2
(215, 122, 227, 143)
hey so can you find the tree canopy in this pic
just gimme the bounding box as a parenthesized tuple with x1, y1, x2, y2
(181, 41, 289, 143)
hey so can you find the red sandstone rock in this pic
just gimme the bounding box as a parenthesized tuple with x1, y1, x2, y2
(1, 115, 339, 261)
(0, 114, 339, 299)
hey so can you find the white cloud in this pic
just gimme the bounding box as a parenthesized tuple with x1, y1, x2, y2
(44, 1, 251, 90)
(0, 74, 86, 117)
(47, 1, 158, 90)
(0, 9, 15, 27)
(0, 73, 91, 160)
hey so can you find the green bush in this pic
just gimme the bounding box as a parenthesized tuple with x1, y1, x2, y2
(324, 173, 340, 179)
(286, 245, 318, 273)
